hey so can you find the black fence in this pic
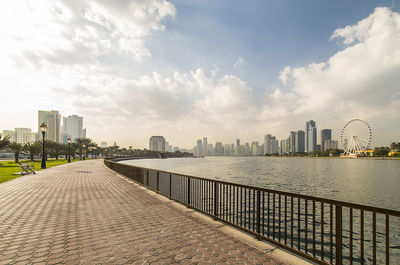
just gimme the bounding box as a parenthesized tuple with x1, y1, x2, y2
(104, 159, 400, 265)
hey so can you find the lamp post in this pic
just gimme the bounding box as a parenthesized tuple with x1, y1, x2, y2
(67, 138, 71, 163)
(83, 144, 86, 160)
(40, 123, 47, 169)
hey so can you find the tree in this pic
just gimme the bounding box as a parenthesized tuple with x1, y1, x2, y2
(74, 137, 86, 159)
(374, 146, 390, 157)
(23, 142, 41, 161)
(390, 142, 400, 151)
(8, 143, 24, 163)
(0, 135, 10, 150)
(47, 141, 64, 160)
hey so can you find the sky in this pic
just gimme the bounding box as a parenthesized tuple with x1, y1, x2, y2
(1, 0, 400, 149)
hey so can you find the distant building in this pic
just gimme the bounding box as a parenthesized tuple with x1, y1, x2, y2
(271, 136, 279, 154)
(280, 138, 289, 154)
(235, 139, 240, 155)
(38, 110, 61, 143)
(289, 131, 297, 153)
(305, 120, 317, 153)
(324, 140, 338, 150)
(2, 130, 15, 143)
(215, 142, 223, 156)
(149, 136, 166, 152)
(321, 129, 332, 151)
(203, 137, 208, 156)
(251, 141, 259, 156)
(63, 115, 84, 141)
(195, 139, 203, 157)
(296, 130, 305, 153)
(264, 134, 271, 154)
(100, 142, 108, 147)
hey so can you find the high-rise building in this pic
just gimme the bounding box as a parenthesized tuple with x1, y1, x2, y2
(2, 130, 16, 142)
(149, 136, 166, 152)
(296, 130, 305, 153)
(321, 129, 332, 151)
(100, 142, 108, 147)
(203, 137, 208, 156)
(235, 139, 240, 155)
(15, 128, 33, 145)
(251, 141, 259, 156)
(305, 120, 317, 153)
(196, 139, 203, 157)
(215, 142, 223, 156)
(272, 137, 279, 154)
(280, 138, 290, 154)
(38, 110, 61, 143)
(264, 134, 271, 155)
(289, 131, 297, 153)
(324, 140, 338, 150)
(63, 115, 83, 141)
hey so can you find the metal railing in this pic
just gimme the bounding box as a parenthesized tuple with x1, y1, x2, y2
(104, 159, 400, 265)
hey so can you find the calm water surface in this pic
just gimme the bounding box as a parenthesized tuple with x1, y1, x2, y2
(122, 157, 400, 210)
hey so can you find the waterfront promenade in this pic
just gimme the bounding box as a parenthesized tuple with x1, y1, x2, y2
(0, 160, 289, 264)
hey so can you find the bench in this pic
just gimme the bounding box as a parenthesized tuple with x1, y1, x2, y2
(20, 162, 36, 175)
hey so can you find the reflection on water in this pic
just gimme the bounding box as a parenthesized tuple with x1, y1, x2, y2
(121, 156, 400, 210)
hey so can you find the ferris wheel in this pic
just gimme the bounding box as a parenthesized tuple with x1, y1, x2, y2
(340, 119, 372, 156)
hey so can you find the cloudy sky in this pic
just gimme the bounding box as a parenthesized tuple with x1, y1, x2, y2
(1, 0, 400, 149)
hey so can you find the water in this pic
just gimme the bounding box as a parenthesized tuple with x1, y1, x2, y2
(121, 156, 400, 210)
(120, 156, 400, 264)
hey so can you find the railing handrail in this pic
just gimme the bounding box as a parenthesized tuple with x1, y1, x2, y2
(109, 158, 400, 217)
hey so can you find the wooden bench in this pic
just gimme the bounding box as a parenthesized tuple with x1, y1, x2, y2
(20, 162, 36, 175)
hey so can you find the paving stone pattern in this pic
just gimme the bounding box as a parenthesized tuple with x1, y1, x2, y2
(0, 160, 285, 264)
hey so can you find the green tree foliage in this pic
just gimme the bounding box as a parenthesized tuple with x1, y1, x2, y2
(47, 141, 64, 160)
(0, 135, 10, 150)
(8, 143, 23, 163)
(23, 142, 41, 161)
(390, 142, 400, 151)
(374, 146, 390, 157)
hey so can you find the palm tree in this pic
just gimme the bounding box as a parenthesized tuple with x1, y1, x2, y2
(74, 137, 86, 159)
(0, 135, 10, 150)
(23, 142, 41, 161)
(8, 143, 24, 163)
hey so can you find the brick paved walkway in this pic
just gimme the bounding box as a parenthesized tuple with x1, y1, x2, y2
(0, 160, 285, 265)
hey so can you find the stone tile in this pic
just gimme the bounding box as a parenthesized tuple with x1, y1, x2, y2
(0, 160, 284, 265)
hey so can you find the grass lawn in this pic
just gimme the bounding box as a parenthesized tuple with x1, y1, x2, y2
(0, 158, 81, 183)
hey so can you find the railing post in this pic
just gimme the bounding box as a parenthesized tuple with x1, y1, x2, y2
(146, 170, 149, 187)
(156, 171, 159, 191)
(335, 205, 343, 265)
(214, 182, 218, 219)
(187, 178, 191, 205)
(256, 190, 261, 239)
(169, 174, 172, 197)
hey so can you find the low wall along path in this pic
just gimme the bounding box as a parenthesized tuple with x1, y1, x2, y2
(0, 159, 288, 264)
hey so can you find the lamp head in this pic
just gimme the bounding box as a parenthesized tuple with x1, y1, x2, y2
(40, 122, 47, 133)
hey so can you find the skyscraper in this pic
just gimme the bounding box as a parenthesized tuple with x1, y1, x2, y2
(305, 120, 317, 153)
(296, 130, 305, 153)
(203, 137, 208, 156)
(289, 131, 297, 153)
(196, 139, 203, 157)
(149, 136, 166, 152)
(264, 134, 271, 155)
(38, 110, 61, 143)
(235, 139, 240, 155)
(63, 115, 83, 141)
(321, 129, 332, 151)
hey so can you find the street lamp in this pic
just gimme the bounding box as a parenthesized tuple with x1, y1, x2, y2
(83, 144, 86, 160)
(40, 123, 47, 169)
(67, 138, 71, 163)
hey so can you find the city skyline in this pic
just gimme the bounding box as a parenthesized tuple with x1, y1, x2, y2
(1, 1, 399, 148)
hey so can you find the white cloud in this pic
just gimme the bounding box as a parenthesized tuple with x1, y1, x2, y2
(265, 7, 400, 145)
(233, 56, 245, 68)
(0, 0, 175, 67)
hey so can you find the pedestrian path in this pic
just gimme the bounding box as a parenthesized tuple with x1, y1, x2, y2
(0, 160, 285, 264)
